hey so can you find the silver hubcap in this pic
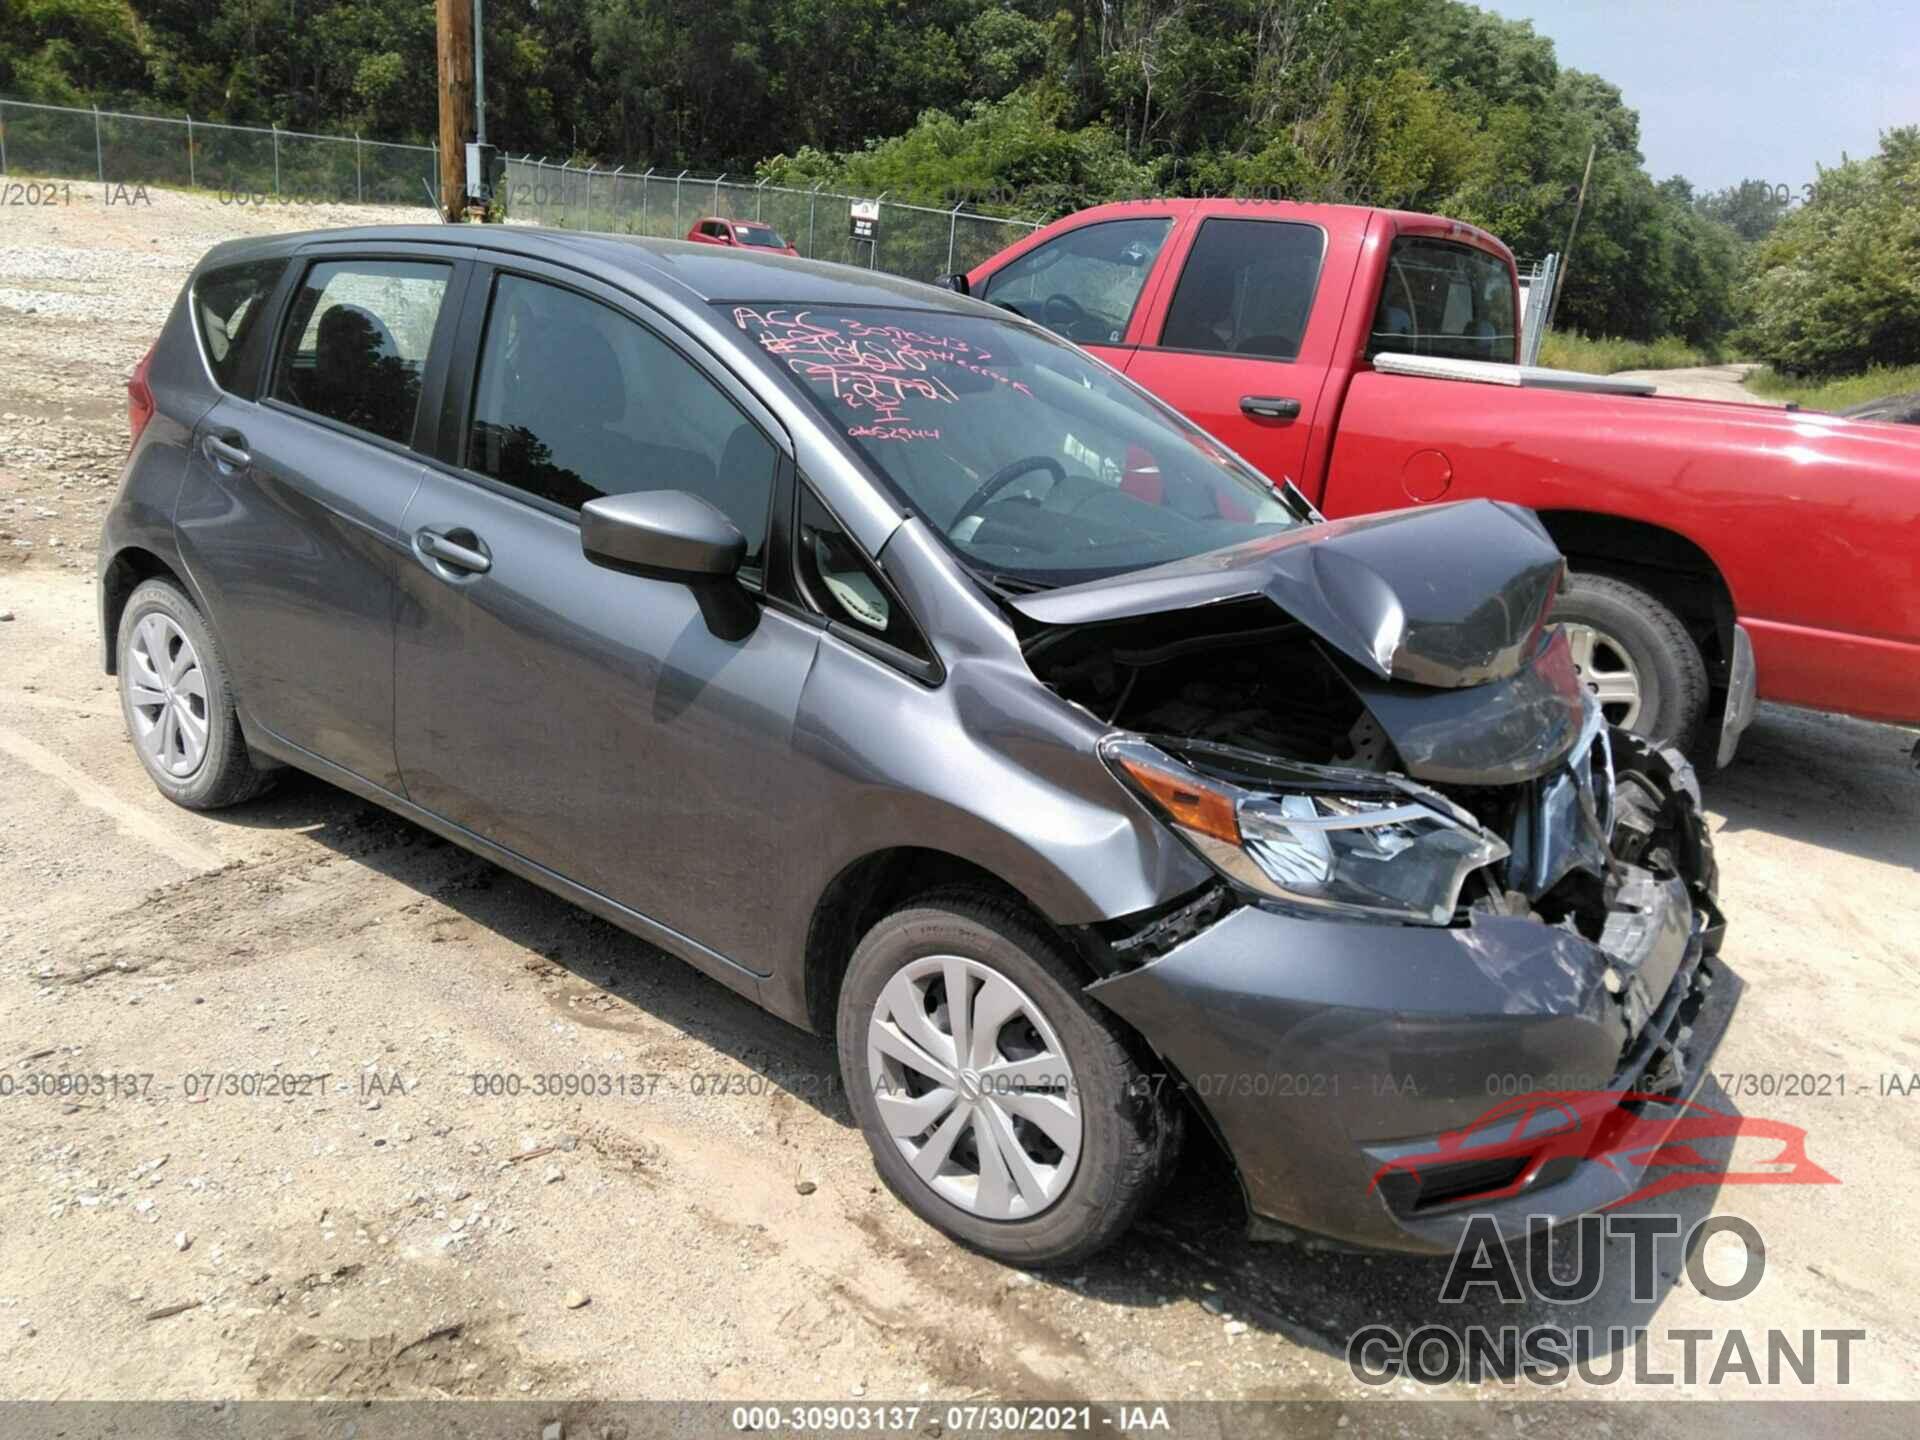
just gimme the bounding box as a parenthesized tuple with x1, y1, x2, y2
(1564, 623, 1644, 728)
(125, 613, 210, 778)
(865, 955, 1083, 1221)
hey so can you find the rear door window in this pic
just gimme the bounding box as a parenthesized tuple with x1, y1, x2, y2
(269, 259, 452, 444)
(1369, 237, 1517, 363)
(193, 258, 288, 391)
(1158, 218, 1323, 361)
(980, 217, 1172, 346)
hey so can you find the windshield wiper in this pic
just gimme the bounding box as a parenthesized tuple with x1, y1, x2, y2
(973, 569, 1055, 597)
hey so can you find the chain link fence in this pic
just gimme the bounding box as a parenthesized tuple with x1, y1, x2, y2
(0, 99, 1042, 283)
(498, 158, 1042, 283)
(3, 97, 1558, 330)
(0, 96, 440, 207)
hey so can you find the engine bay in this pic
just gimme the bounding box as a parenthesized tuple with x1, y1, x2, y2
(1022, 598, 1386, 770)
(1022, 598, 1712, 953)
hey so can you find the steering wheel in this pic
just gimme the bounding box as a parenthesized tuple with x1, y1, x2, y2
(949, 455, 1066, 535)
(1040, 293, 1097, 335)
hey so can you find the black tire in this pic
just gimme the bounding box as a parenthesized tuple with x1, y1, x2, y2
(115, 578, 272, 810)
(1609, 730, 1723, 949)
(836, 890, 1182, 1266)
(1551, 571, 1708, 750)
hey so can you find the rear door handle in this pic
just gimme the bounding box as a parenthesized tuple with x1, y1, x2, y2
(204, 433, 252, 470)
(415, 527, 492, 575)
(1239, 395, 1302, 420)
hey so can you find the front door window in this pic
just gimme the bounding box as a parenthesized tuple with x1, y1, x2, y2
(980, 218, 1172, 346)
(464, 274, 778, 569)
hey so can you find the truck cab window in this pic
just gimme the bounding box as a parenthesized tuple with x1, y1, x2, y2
(981, 218, 1172, 346)
(1159, 218, 1324, 360)
(1368, 237, 1516, 364)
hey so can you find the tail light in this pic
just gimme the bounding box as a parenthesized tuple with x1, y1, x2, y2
(127, 341, 157, 448)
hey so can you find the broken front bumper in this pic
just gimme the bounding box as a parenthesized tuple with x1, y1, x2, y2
(1086, 863, 1738, 1254)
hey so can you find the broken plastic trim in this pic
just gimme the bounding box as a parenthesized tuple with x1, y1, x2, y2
(1506, 697, 1615, 899)
(1079, 883, 1238, 975)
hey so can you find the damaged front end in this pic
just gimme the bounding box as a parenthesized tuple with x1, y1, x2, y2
(1019, 499, 1717, 955)
(1015, 499, 1734, 1252)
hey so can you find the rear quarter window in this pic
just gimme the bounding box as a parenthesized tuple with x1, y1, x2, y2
(192, 258, 288, 390)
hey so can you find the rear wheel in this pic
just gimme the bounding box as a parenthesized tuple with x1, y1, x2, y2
(116, 578, 271, 810)
(1552, 572, 1708, 749)
(836, 891, 1181, 1266)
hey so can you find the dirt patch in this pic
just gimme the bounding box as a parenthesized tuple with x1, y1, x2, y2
(1611, 361, 1785, 405)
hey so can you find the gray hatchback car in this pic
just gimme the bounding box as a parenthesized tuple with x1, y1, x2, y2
(101, 228, 1735, 1264)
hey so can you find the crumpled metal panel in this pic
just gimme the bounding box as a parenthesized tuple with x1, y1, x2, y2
(1012, 498, 1565, 690)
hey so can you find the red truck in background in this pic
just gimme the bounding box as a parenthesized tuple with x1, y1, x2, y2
(685, 215, 802, 256)
(958, 199, 1920, 763)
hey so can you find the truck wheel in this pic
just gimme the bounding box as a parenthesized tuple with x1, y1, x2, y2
(116, 578, 272, 810)
(836, 890, 1182, 1267)
(1552, 572, 1707, 749)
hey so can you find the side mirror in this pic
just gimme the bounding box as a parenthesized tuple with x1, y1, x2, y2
(935, 272, 971, 296)
(580, 490, 756, 640)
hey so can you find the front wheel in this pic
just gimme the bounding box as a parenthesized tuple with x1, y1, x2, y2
(1551, 571, 1708, 749)
(836, 891, 1182, 1266)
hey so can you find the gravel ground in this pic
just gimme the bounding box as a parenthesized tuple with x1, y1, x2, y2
(2, 188, 1919, 1434)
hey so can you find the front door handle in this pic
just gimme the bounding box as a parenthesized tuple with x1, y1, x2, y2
(415, 527, 492, 575)
(1239, 395, 1302, 421)
(204, 433, 252, 470)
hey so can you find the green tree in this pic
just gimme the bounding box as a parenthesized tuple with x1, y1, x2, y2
(1, 0, 146, 102)
(1697, 178, 1791, 243)
(1739, 128, 1920, 375)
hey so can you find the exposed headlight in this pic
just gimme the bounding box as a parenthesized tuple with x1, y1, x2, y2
(1102, 737, 1508, 926)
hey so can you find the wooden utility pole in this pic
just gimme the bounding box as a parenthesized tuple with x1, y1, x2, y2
(436, 0, 474, 221)
(1546, 142, 1597, 333)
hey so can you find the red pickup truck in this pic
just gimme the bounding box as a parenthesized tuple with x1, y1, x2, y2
(958, 199, 1920, 762)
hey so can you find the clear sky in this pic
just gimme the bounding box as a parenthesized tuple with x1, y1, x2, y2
(1475, 1, 1920, 193)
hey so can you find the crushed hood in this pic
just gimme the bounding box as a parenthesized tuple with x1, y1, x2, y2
(1010, 499, 1565, 689)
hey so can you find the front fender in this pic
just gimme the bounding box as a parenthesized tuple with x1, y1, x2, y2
(790, 639, 1211, 930)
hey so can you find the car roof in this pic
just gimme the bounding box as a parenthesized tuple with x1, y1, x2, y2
(198, 225, 993, 315)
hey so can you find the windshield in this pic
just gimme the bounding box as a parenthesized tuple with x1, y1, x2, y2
(735, 225, 788, 249)
(727, 305, 1306, 586)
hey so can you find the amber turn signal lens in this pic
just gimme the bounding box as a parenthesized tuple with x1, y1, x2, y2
(1115, 754, 1241, 846)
